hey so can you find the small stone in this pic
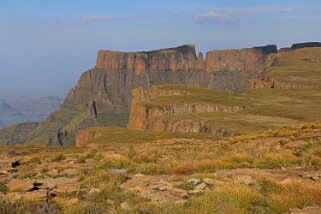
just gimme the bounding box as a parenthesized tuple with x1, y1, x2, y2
(187, 178, 202, 186)
(168, 187, 188, 198)
(120, 202, 131, 210)
(194, 182, 207, 191)
(69, 198, 79, 204)
(107, 199, 115, 205)
(47, 169, 60, 177)
(89, 188, 101, 194)
(133, 173, 146, 177)
(311, 176, 319, 181)
(281, 178, 293, 185)
(174, 200, 187, 205)
(188, 189, 204, 195)
(0, 171, 8, 175)
(203, 178, 225, 187)
(109, 169, 127, 177)
(281, 167, 286, 171)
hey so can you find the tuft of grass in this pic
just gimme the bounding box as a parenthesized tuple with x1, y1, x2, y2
(52, 153, 65, 162)
(0, 182, 9, 194)
(129, 163, 167, 175)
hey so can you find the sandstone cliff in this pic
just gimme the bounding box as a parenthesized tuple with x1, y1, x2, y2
(128, 86, 243, 137)
(1, 44, 277, 146)
(205, 45, 277, 73)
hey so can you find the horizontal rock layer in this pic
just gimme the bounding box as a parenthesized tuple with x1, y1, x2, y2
(96, 45, 277, 73)
(128, 87, 242, 137)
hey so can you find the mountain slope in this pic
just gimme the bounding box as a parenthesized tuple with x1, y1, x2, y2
(20, 44, 276, 146)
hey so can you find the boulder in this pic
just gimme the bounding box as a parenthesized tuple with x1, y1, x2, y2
(120, 202, 131, 210)
(168, 187, 188, 198)
(203, 178, 225, 187)
(187, 178, 202, 186)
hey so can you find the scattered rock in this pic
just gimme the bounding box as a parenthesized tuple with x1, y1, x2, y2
(69, 198, 79, 204)
(168, 187, 188, 198)
(194, 182, 207, 191)
(174, 200, 187, 205)
(133, 173, 146, 177)
(106, 199, 115, 205)
(203, 178, 225, 187)
(188, 189, 204, 195)
(120, 202, 131, 210)
(281, 178, 293, 185)
(47, 169, 60, 177)
(301, 172, 320, 181)
(28, 182, 43, 192)
(11, 160, 21, 168)
(285, 141, 308, 149)
(89, 188, 101, 194)
(109, 169, 127, 178)
(187, 178, 202, 186)
(0, 170, 8, 175)
(287, 206, 321, 214)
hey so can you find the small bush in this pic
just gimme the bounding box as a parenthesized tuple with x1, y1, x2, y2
(0, 182, 9, 194)
(77, 156, 86, 164)
(30, 156, 42, 164)
(53, 153, 65, 162)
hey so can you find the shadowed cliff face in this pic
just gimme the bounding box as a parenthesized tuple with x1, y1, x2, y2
(2, 44, 277, 146)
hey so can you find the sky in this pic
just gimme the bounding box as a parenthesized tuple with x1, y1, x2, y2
(0, 0, 321, 99)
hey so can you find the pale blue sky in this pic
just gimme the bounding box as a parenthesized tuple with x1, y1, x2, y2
(0, 0, 321, 98)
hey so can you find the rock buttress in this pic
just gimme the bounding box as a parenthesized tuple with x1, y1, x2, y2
(6, 44, 277, 146)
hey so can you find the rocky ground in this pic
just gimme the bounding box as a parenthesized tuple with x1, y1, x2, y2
(0, 123, 321, 213)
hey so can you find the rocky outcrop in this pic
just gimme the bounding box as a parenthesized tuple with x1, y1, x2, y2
(75, 130, 102, 147)
(97, 45, 276, 74)
(128, 87, 242, 137)
(96, 45, 204, 74)
(0, 122, 38, 146)
(291, 42, 321, 49)
(1, 44, 277, 146)
(205, 45, 277, 73)
(279, 42, 321, 52)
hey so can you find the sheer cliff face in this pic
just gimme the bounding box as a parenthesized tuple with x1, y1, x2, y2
(128, 87, 242, 137)
(8, 44, 276, 146)
(205, 45, 277, 73)
(96, 45, 203, 73)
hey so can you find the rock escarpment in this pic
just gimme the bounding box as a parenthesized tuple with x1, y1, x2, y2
(1, 44, 277, 146)
(205, 45, 277, 73)
(128, 87, 242, 137)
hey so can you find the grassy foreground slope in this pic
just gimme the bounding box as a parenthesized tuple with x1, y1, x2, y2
(0, 123, 320, 213)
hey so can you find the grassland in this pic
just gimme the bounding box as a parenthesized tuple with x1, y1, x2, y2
(0, 123, 320, 213)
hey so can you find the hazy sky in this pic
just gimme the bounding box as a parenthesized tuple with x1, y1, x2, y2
(1, 0, 321, 99)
